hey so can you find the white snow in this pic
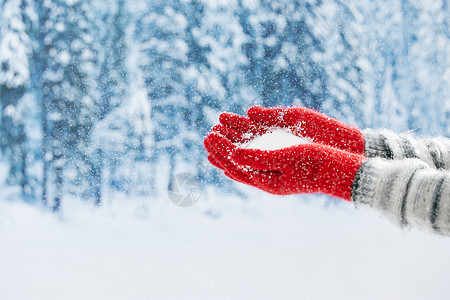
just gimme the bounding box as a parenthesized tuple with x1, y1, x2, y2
(239, 128, 311, 150)
(1, 191, 450, 300)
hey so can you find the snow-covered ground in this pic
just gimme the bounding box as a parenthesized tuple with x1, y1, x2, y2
(1, 189, 450, 300)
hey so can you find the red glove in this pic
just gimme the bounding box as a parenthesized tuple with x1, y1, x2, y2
(216, 106, 365, 154)
(204, 131, 365, 201)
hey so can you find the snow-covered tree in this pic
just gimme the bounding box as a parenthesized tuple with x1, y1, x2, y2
(0, 0, 33, 195)
(90, 89, 153, 198)
(134, 0, 192, 186)
(34, 0, 96, 210)
(96, 0, 128, 119)
(396, 0, 450, 135)
(309, 1, 366, 127)
(84, 0, 130, 204)
(238, 0, 327, 109)
(193, 0, 255, 115)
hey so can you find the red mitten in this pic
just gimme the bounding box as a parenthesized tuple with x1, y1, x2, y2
(204, 132, 365, 201)
(224, 106, 365, 154)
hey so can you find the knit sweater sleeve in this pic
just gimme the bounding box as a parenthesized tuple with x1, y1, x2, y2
(363, 129, 450, 170)
(352, 158, 450, 236)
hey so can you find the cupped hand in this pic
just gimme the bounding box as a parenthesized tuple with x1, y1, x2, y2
(204, 131, 365, 200)
(216, 106, 365, 154)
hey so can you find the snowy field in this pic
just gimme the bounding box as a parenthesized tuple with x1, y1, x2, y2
(1, 189, 450, 300)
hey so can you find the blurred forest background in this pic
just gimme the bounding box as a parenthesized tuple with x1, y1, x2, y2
(0, 0, 449, 210)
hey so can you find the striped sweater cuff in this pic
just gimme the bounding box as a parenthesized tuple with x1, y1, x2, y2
(363, 128, 450, 170)
(352, 158, 450, 236)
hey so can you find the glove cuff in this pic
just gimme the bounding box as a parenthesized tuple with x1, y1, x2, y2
(319, 147, 366, 201)
(325, 121, 365, 155)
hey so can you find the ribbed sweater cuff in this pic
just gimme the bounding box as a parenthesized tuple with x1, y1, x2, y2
(352, 158, 450, 236)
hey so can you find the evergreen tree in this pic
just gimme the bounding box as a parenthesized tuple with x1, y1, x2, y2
(96, 0, 128, 119)
(0, 0, 32, 196)
(309, 1, 366, 127)
(90, 89, 153, 197)
(88, 0, 129, 204)
(238, 0, 327, 109)
(396, 0, 450, 135)
(34, 0, 96, 210)
(134, 0, 191, 186)
(193, 0, 255, 115)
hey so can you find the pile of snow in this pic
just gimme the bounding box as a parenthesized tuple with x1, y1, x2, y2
(239, 128, 311, 150)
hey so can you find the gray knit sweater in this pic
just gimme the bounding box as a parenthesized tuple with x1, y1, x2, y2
(351, 129, 450, 236)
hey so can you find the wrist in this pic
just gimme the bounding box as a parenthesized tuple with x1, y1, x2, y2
(320, 148, 366, 201)
(327, 122, 365, 155)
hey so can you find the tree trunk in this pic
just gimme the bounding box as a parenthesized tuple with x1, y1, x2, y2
(53, 160, 63, 212)
(92, 148, 103, 206)
(167, 150, 176, 192)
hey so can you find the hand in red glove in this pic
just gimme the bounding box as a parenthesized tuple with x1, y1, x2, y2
(204, 131, 365, 201)
(215, 106, 365, 154)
